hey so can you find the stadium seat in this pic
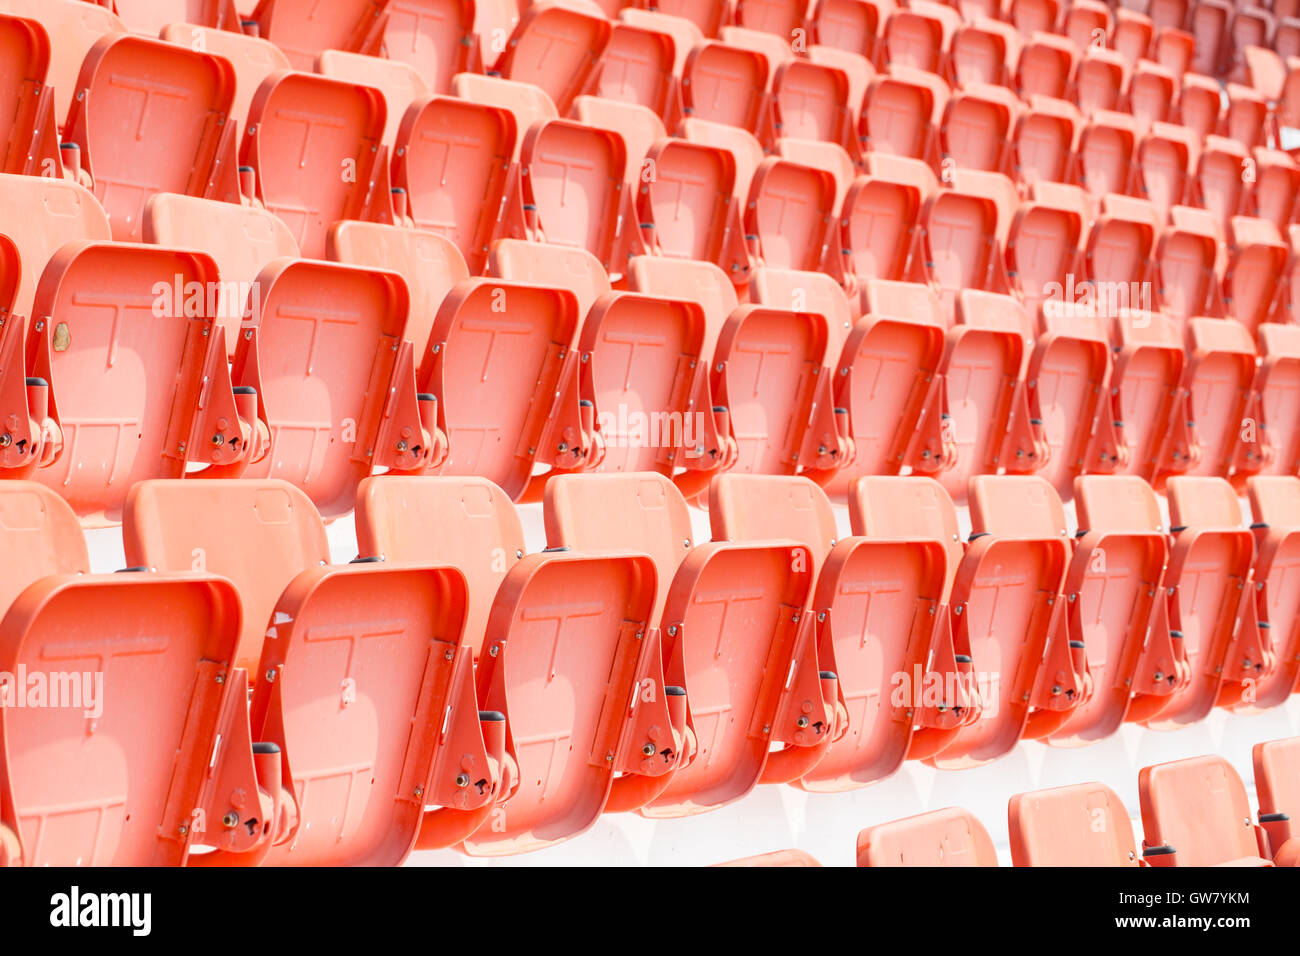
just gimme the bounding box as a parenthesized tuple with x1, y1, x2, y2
(1253, 737, 1300, 864)
(112, 0, 241, 35)
(948, 18, 1019, 89)
(1008, 782, 1141, 865)
(1138, 755, 1273, 865)
(1113, 10, 1155, 68)
(744, 157, 837, 275)
(572, 96, 666, 196)
(0, 173, 111, 322)
(0, 12, 62, 178)
(380, 0, 475, 94)
(492, 0, 611, 115)
(1074, 46, 1129, 115)
(1223, 217, 1287, 334)
(593, 19, 678, 121)
(223, 258, 440, 517)
(1234, 480, 1300, 711)
(1074, 109, 1139, 202)
(416, 279, 584, 500)
(709, 475, 957, 791)
(1011, 94, 1081, 187)
(1100, 309, 1186, 482)
(316, 48, 429, 148)
(1130, 478, 1256, 728)
(1127, 60, 1177, 136)
(545, 472, 825, 814)
(938, 82, 1021, 174)
(354, 475, 664, 855)
(1064, 1, 1113, 53)
(242, 71, 387, 259)
(123, 478, 479, 864)
(771, 58, 855, 155)
(1162, 319, 1255, 481)
(158, 24, 291, 138)
(1177, 72, 1224, 141)
(1136, 121, 1198, 221)
(489, 238, 611, 324)
(143, 193, 300, 356)
(1242, 329, 1300, 485)
(64, 34, 240, 241)
(1154, 206, 1223, 324)
(840, 154, 937, 288)
(1153, 27, 1195, 79)
(0, 482, 276, 867)
(1047, 476, 1168, 745)
(860, 65, 947, 161)
(681, 116, 767, 206)
(882, 1, 959, 75)
(1016, 32, 1077, 101)
(1248, 149, 1300, 231)
(245, 0, 387, 71)
(1189, 0, 1233, 77)
(682, 39, 772, 138)
(651, 0, 728, 37)
(811, 0, 889, 63)
(856, 807, 998, 866)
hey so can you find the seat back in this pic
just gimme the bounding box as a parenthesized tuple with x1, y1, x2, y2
(637, 139, 740, 270)
(1173, 319, 1256, 480)
(0, 482, 89, 610)
(1009, 783, 1139, 865)
(709, 474, 839, 568)
(123, 478, 329, 670)
(0, 13, 55, 177)
(144, 194, 299, 356)
(841, 156, 934, 284)
(317, 49, 429, 148)
(1244, 478, 1300, 709)
(1225, 217, 1287, 334)
(158, 25, 291, 136)
(1139, 755, 1264, 865)
(862, 68, 944, 160)
(65, 34, 237, 241)
(627, 255, 739, 363)
(243, 72, 386, 259)
(1254, 737, 1300, 823)
(395, 95, 516, 275)
(745, 158, 837, 273)
(418, 280, 579, 500)
(381, 0, 475, 94)
(1012, 96, 1078, 187)
(857, 807, 998, 866)
(488, 239, 610, 323)
(1107, 310, 1185, 481)
(596, 20, 677, 117)
(682, 41, 770, 135)
(248, 0, 387, 70)
(494, 1, 611, 115)
(1136, 122, 1196, 221)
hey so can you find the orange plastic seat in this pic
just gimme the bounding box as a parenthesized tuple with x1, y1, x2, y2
(882, 1, 959, 75)
(1177, 72, 1224, 140)
(1007, 180, 1087, 318)
(807, 45, 874, 124)
(1253, 737, 1300, 863)
(925, 476, 1071, 766)
(545, 473, 824, 814)
(1016, 31, 1076, 100)
(245, 0, 387, 70)
(1074, 109, 1139, 201)
(393, 94, 517, 275)
(1047, 475, 1168, 745)
(1248, 149, 1300, 231)
(1139, 755, 1272, 865)
(242, 71, 386, 259)
(380, 0, 475, 94)
(595, 19, 678, 120)
(1009, 783, 1140, 865)
(123, 478, 478, 864)
(1136, 121, 1198, 221)
(1189, 0, 1232, 76)
(573, 97, 667, 193)
(860, 65, 948, 161)
(488, 238, 611, 324)
(914, 170, 1016, 313)
(744, 157, 837, 275)
(354, 475, 664, 856)
(1011, 94, 1080, 186)
(316, 49, 428, 148)
(518, 118, 638, 279)
(857, 808, 998, 866)
(1149, 0, 1191, 33)
(0, 486, 265, 866)
(1223, 82, 1268, 152)
(1064, 0, 1113, 52)
(1244, 328, 1300, 483)
(1113, 10, 1155, 68)
(226, 258, 439, 517)
(143, 193, 299, 356)
(1162, 319, 1256, 481)
(682, 40, 772, 136)
(1127, 60, 1177, 136)
(1097, 309, 1185, 481)
(681, 116, 767, 205)
(0, 12, 61, 178)
(24, 242, 264, 524)
(1237, 481, 1300, 711)
(1155, 205, 1223, 324)
(112, 0, 241, 35)
(64, 34, 239, 241)
(735, 0, 808, 36)
(328, 220, 467, 356)
(1074, 46, 1129, 115)
(774, 138, 855, 224)
(751, 265, 854, 362)
(449, 73, 556, 163)
(416, 279, 583, 499)
(627, 254, 739, 366)
(1084, 194, 1159, 292)
(2, 0, 124, 132)
(812, 0, 890, 62)
(714, 849, 823, 866)
(650, 0, 728, 37)
(493, 0, 611, 115)
(948, 18, 1019, 89)
(772, 59, 855, 153)
(158, 24, 291, 138)
(0, 173, 110, 322)
(1223, 216, 1286, 334)
(840, 154, 937, 287)
(711, 475, 957, 791)
(1132, 478, 1256, 727)
(938, 82, 1021, 174)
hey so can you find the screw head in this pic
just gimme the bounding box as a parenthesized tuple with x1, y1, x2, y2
(222, 812, 239, 828)
(455, 774, 469, 788)
(641, 743, 656, 756)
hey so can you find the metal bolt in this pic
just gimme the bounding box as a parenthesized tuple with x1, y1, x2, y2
(796, 716, 809, 728)
(265, 668, 276, 682)
(222, 812, 239, 828)
(455, 774, 469, 788)
(489, 645, 499, 657)
(641, 743, 656, 756)
(414, 786, 424, 798)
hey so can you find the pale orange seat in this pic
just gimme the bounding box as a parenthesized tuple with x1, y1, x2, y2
(1136, 121, 1199, 221)
(1016, 31, 1077, 101)
(811, 0, 890, 63)
(1224, 82, 1268, 151)
(225, 258, 439, 517)
(949, 18, 1019, 89)
(0, 12, 61, 177)
(158, 24, 291, 138)
(1064, 0, 1113, 53)
(1154, 206, 1223, 324)
(1130, 478, 1256, 728)
(1189, 0, 1233, 76)
(124, 478, 480, 864)
(938, 82, 1021, 175)
(860, 65, 948, 161)
(2, 0, 124, 131)
(449, 72, 557, 164)
(1149, 0, 1192, 34)
(572, 96, 667, 195)
(242, 71, 386, 259)
(1242, 330, 1300, 485)
(771, 58, 855, 153)
(1248, 149, 1300, 232)
(1009, 783, 1140, 866)
(1254, 737, 1300, 864)
(857, 807, 998, 866)
(595, 18, 679, 120)
(394, 93, 518, 275)
(652, 0, 728, 36)
(913, 168, 1017, 314)
(619, 7, 704, 77)
(1127, 60, 1177, 136)
(1007, 180, 1087, 319)
(744, 157, 838, 275)
(682, 39, 772, 137)
(64, 34, 238, 242)
(1098, 309, 1186, 482)
(143, 193, 300, 356)
(112, 0, 241, 35)
(1073, 46, 1129, 115)
(328, 219, 468, 356)
(1139, 755, 1272, 865)
(316, 48, 429, 148)
(1153, 26, 1196, 78)
(0, 172, 110, 322)
(1011, 94, 1080, 187)
(1223, 216, 1287, 334)
(0, 482, 262, 867)
(354, 475, 663, 856)
(734, 0, 808, 37)
(1177, 72, 1225, 140)
(245, 0, 387, 70)
(1161, 319, 1256, 481)
(1113, 10, 1155, 69)
(487, 238, 610, 327)
(379, 0, 475, 94)
(416, 279, 583, 500)
(1073, 109, 1139, 201)
(1236, 481, 1300, 711)
(711, 474, 955, 791)
(492, 0, 611, 115)
(546, 472, 822, 814)
(882, 1, 959, 75)
(681, 115, 767, 205)
(1047, 476, 1169, 746)
(840, 154, 937, 286)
